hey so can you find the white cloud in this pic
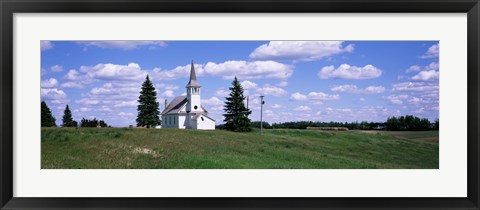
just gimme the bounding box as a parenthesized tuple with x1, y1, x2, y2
(406, 62, 438, 73)
(150, 60, 295, 81)
(405, 65, 421, 73)
(80, 63, 147, 81)
(318, 64, 382, 79)
(41, 78, 58, 88)
(277, 81, 288, 87)
(61, 82, 86, 89)
(307, 92, 340, 100)
(240, 80, 258, 89)
(161, 90, 175, 97)
(294, 106, 311, 112)
(256, 85, 287, 96)
(364, 86, 386, 94)
(249, 41, 354, 61)
(410, 70, 439, 81)
(392, 82, 439, 92)
(118, 112, 135, 117)
(50, 65, 64, 72)
(62, 69, 93, 88)
(156, 83, 179, 90)
(41, 41, 53, 51)
(290, 92, 307, 101)
(114, 101, 138, 108)
(75, 98, 100, 105)
(385, 94, 409, 105)
(151, 64, 199, 80)
(215, 89, 230, 98)
(419, 43, 439, 59)
(78, 41, 167, 50)
(202, 97, 223, 106)
(359, 98, 366, 102)
(203, 60, 293, 80)
(41, 88, 67, 100)
(271, 104, 282, 109)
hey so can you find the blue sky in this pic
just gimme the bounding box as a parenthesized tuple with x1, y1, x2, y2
(41, 41, 439, 127)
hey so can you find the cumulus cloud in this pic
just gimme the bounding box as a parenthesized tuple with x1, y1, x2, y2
(277, 81, 288, 87)
(50, 65, 64, 72)
(41, 78, 58, 88)
(318, 64, 382, 79)
(152, 60, 293, 81)
(41, 41, 53, 51)
(80, 63, 147, 81)
(77, 41, 167, 50)
(406, 62, 438, 73)
(410, 70, 439, 81)
(271, 104, 282, 109)
(307, 92, 340, 100)
(294, 106, 311, 112)
(203, 60, 293, 80)
(240, 80, 258, 89)
(256, 85, 287, 96)
(290, 92, 307, 101)
(215, 89, 230, 98)
(161, 90, 175, 97)
(75, 98, 100, 105)
(385, 94, 409, 105)
(41, 88, 67, 100)
(290, 91, 339, 101)
(419, 43, 439, 59)
(330, 85, 385, 94)
(118, 112, 135, 117)
(61, 69, 94, 88)
(249, 41, 354, 61)
(202, 97, 224, 106)
(114, 101, 138, 108)
(156, 83, 179, 90)
(391, 82, 438, 92)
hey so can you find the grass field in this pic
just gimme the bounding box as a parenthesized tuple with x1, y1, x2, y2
(41, 128, 439, 169)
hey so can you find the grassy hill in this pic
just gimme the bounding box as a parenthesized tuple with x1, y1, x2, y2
(41, 128, 439, 169)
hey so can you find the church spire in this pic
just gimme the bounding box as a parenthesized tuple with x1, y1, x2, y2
(186, 60, 201, 88)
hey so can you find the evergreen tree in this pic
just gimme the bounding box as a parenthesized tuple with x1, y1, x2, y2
(41, 101, 56, 127)
(136, 75, 161, 128)
(223, 77, 252, 132)
(62, 104, 76, 127)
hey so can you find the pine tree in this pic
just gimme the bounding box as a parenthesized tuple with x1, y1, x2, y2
(41, 101, 56, 127)
(223, 77, 252, 132)
(136, 75, 161, 128)
(62, 104, 76, 127)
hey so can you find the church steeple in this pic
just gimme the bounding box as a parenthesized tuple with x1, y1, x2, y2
(186, 60, 201, 88)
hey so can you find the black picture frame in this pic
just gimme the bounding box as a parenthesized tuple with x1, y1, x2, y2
(1, 0, 479, 209)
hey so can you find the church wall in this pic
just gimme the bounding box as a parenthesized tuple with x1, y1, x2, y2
(194, 115, 215, 130)
(178, 115, 186, 129)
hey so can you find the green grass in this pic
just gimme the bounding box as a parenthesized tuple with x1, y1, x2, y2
(41, 128, 439, 169)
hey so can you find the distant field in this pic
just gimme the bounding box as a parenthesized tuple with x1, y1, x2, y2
(356, 130, 439, 143)
(41, 128, 439, 169)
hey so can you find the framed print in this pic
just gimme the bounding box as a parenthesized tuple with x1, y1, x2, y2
(1, 0, 479, 209)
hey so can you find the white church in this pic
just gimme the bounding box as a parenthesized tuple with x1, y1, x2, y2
(160, 61, 216, 130)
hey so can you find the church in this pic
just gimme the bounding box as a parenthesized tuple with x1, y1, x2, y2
(160, 61, 216, 130)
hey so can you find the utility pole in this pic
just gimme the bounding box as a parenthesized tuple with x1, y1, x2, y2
(260, 95, 264, 135)
(246, 96, 249, 110)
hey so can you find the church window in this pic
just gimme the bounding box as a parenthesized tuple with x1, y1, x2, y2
(194, 105, 198, 110)
(201, 117, 204, 121)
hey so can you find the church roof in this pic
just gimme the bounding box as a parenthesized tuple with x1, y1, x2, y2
(186, 60, 201, 88)
(161, 96, 210, 115)
(161, 96, 187, 115)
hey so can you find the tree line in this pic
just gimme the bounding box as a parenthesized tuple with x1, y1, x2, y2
(243, 115, 439, 131)
(41, 101, 110, 128)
